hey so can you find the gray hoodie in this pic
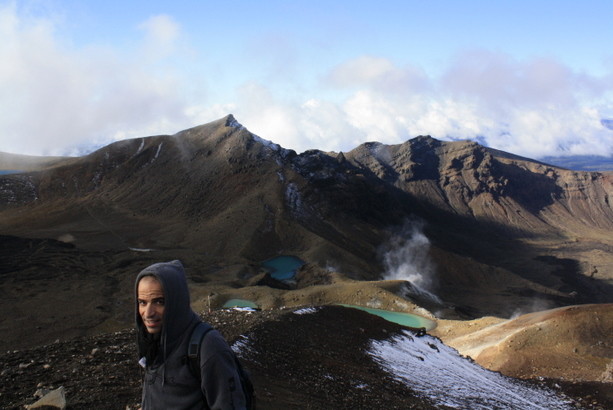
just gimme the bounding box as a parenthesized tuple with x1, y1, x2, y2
(135, 260, 247, 410)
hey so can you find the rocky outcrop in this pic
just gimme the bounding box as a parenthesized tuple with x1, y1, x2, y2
(25, 386, 66, 409)
(345, 136, 613, 235)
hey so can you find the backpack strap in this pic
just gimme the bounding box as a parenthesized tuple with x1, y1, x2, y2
(188, 322, 256, 409)
(188, 322, 213, 378)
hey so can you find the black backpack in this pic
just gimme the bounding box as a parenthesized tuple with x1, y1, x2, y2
(187, 322, 255, 409)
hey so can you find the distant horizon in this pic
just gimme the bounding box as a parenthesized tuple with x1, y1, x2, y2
(1, 0, 612, 159)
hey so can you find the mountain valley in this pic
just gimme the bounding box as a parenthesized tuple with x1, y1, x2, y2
(1, 115, 612, 408)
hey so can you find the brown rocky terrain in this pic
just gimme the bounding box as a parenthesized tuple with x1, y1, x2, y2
(432, 304, 613, 382)
(2, 306, 611, 409)
(1, 115, 612, 407)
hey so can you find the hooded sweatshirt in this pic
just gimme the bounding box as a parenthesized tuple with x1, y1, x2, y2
(135, 260, 247, 410)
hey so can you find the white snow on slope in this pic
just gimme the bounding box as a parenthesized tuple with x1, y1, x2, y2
(228, 115, 293, 164)
(135, 138, 145, 155)
(293, 307, 319, 315)
(369, 330, 571, 409)
(253, 134, 281, 151)
(226, 115, 245, 131)
(154, 142, 163, 160)
(231, 335, 251, 356)
(285, 182, 303, 216)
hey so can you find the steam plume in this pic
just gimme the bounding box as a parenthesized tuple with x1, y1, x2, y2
(380, 218, 441, 304)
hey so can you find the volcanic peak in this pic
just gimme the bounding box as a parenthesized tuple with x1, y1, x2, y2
(225, 113, 244, 130)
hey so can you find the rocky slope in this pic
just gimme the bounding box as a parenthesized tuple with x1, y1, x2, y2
(3, 306, 610, 410)
(432, 304, 613, 382)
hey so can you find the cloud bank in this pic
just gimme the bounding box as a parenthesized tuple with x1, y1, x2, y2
(0, 4, 193, 156)
(1, 3, 612, 159)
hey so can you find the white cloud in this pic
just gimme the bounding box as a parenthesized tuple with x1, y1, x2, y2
(0, 3, 611, 160)
(326, 55, 430, 97)
(343, 90, 410, 144)
(0, 4, 193, 156)
(230, 82, 359, 153)
(231, 53, 612, 159)
(435, 51, 612, 156)
(441, 51, 603, 110)
(137, 14, 182, 62)
(299, 98, 364, 152)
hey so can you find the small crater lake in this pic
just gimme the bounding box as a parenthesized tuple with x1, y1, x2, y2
(340, 304, 436, 330)
(262, 255, 304, 281)
(222, 299, 259, 309)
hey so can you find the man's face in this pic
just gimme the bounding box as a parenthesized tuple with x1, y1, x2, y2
(137, 276, 165, 334)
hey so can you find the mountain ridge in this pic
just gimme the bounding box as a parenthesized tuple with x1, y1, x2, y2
(0, 114, 611, 350)
(1, 115, 611, 245)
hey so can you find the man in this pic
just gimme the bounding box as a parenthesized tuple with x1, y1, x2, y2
(135, 260, 247, 409)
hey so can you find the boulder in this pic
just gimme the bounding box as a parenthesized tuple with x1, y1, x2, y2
(25, 386, 66, 409)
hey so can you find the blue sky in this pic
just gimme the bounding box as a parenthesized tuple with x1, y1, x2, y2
(1, 0, 612, 158)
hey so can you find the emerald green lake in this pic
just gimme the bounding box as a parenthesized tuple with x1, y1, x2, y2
(222, 299, 259, 309)
(339, 304, 436, 330)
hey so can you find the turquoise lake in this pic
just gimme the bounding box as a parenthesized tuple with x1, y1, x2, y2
(222, 299, 259, 309)
(262, 255, 304, 280)
(339, 304, 437, 330)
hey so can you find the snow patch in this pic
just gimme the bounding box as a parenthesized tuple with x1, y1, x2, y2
(293, 307, 319, 315)
(227, 115, 291, 157)
(231, 335, 257, 362)
(227, 116, 245, 130)
(369, 330, 571, 409)
(231, 307, 258, 312)
(136, 139, 145, 155)
(154, 143, 163, 160)
(285, 183, 304, 216)
(227, 115, 295, 164)
(250, 132, 294, 161)
(231, 335, 250, 355)
(253, 134, 282, 152)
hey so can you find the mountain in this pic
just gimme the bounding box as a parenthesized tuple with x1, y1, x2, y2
(534, 119, 613, 171)
(1, 115, 612, 393)
(601, 119, 613, 130)
(0, 151, 70, 172)
(539, 155, 613, 172)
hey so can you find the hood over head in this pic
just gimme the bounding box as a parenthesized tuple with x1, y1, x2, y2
(135, 260, 198, 360)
